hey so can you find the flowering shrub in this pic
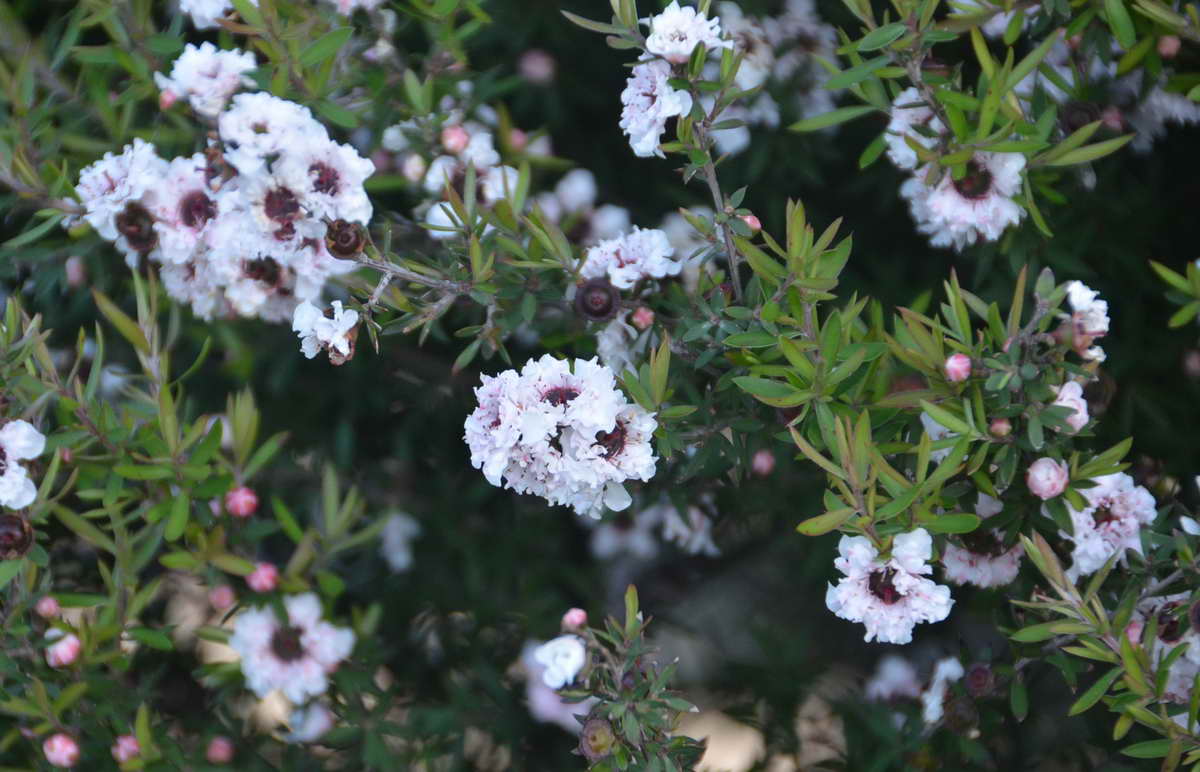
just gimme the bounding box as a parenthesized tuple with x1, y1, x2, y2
(1, 0, 1199, 768)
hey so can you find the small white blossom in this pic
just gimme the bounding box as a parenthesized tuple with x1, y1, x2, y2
(1052, 381, 1090, 432)
(581, 227, 681, 289)
(1059, 472, 1157, 581)
(885, 88, 945, 170)
(380, 513, 421, 573)
(920, 657, 964, 724)
(620, 60, 693, 158)
(180, 0, 253, 29)
(286, 703, 335, 744)
(941, 494, 1024, 588)
(0, 420, 46, 509)
(866, 654, 922, 701)
(533, 635, 588, 689)
(292, 301, 359, 362)
(154, 43, 257, 120)
(900, 152, 1026, 250)
(1066, 281, 1110, 338)
(522, 641, 597, 732)
(644, 1, 733, 64)
(660, 501, 720, 557)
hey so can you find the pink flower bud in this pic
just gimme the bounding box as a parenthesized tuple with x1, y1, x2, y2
(1101, 106, 1124, 132)
(111, 735, 140, 763)
(509, 129, 528, 152)
(1026, 458, 1069, 500)
(35, 596, 60, 619)
(441, 125, 470, 154)
(1125, 618, 1145, 644)
(630, 306, 655, 331)
(370, 149, 392, 173)
(43, 733, 80, 768)
(751, 449, 776, 477)
(159, 90, 178, 111)
(740, 214, 762, 233)
(208, 585, 236, 611)
(65, 256, 87, 289)
(1052, 381, 1090, 432)
(562, 608, 588, 630)
(45, 630, 82, 668)
(246, 562, 279, 593)
(224, 486, 259, 518)
(1158, 35, 1181, 59)
(518, 49, 557, 85)
(59, 447, 73, 464)
(206, 736, 235, 764)
(988, 417, 1012, 438)
(944, 353, 972, 383)
(401, 154, 427, 183)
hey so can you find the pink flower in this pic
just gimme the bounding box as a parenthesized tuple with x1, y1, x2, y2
(1027, 458, 1069, 500)
(441, 125, 470, 155)
(246, 562, 279, 593)
(630, 306, 656, 331)
(209, 585, 236, 611)
(519, 49, 556, 85)
(45, 630, 82, 668)
(943, 353, 971, 383)
(751, 449, 775, 477)
(159, 90, 178, 111)
(1158, 35, 1181, 58)
(111, 735, 140, 763)
(740, 214, 761, 232)
(1052, 381, 1089, 432)
(224, 486, 259, 518)
(35, 596, 60, 618)
(206, 736, 235, 764)
(988, 417, 1011, 437)
(44, 733, 80, 768)
(562, 608, 588, 631)
(509, 129, 528, 151)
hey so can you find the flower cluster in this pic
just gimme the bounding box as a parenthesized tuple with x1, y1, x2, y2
(74, 79, 373, 322)
(580, 226, 682, 289)
(1059, 472, 1157, 581)
(463, 356, 658, 517)
(825, 529, 954, 644)
(941, 494, 1024, 588)
(899, 151, 1026, 251)
(1129, 593, 1200, 705)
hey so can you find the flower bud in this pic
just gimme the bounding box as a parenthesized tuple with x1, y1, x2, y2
(1026, 457, 1069, 500)
(401, 154, 427, 183)
(35, 596, 60, 619)
(963, 664, 994, 697)
(562, 608, 588, 631)
(988, 417, 1012, 438)
(630, 306, 655, 331)
(1125, 618, 1145, 644)
(43, 733, 80, 768)
(509, 128, 528, 152)
(45, 630, 82, 668)
(65, 256, 87, 288)
(206, 736, 235, 764)
(208, 585, 236, 611)
(943, 353, 971, 383)
(441, 125, 470, 154)
(0, 514, 34, 560)
(740, 214, 761, 233)
(579, 718, 617, 762)
(519, 49, 557, 85)
(111, 735, 140, 763)
(1100, 106, 1124, 132)
(159, 90, 178, 111)
(324, 219, 367, 259)
(1158, 35, 1181, 58)
(751, 449, 775, 477)
(224, 486, 259, 518)
(246, 562, 279, 593)
(574, 278, 619, 322)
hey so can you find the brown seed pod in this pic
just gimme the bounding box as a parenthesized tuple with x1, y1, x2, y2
(324, 219, 367, 259)
(574, 277, 619, 322)
(0, 513, 33, 560)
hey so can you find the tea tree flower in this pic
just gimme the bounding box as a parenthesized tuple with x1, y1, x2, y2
(293, 301, 360, 364)
(380, 512, 421, 573)
(43, 733, 80, 768)
(229, 593, 355, 704)
(581, 227, 681, 289)
(533, 635, 587, 689)
(885, 88, 945, 170)
(644, 1, 733, 63)
(1060, 472, 1157, 580)
(1026, 458, 1069, 500)
(154, 43, 257, 120)
(619, 60, 693, 158)
(900, 152, 1026, 250)
(942, 494, 1024, 588)
(286, 703, 335, 743)
(865, 654, 921, 701)
(0, 419, 45, 509)
(1052, 381, 1090, 432)
(921, 657, 964, 724)
(825, 529, 954, 644)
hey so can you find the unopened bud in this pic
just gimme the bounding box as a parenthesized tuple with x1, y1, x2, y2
(111, 735, 140, 763)
(751, 449, 775, 477)
(519, 49, 557, 85)
(944, 353, 972, 383)
(574, 278, 619, 322)
(1158, 35, 1181, 59)
(740, 214, 761, 233)
(45, 630, 82, 668)
(246, 562, 279, 593)
(224, 486, 259, 518)
(65, 256, 87, 288)
(208, 585, 236, 611)
(159, 90, 178, 111)
(206, 736, 235, 764)
(509, 128, 528, 152)
(401, 154, 427, 183)
(562, 608, 588, 630)
(989, 417, 1012, 437)
(630, 306, 655, 330)
(35, 596, 60, 619)
(441, 125, 470, 154)
(963, 664, 994, 697)
(43, 733, 80, 768)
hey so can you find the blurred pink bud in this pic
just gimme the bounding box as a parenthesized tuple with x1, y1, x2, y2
(1101, 106, 1124, 132)
(206, 736, 235, 764)
(208, 585, 236, 611)
(751, 449, 776, 477)
(441, 125, 470, 154)
(59, 447, 73, 464)
(988, 417, 1012, 438)
(401, 154, 427, 183)
(159, 90, 178, 111)
(1067, 33, 1082, 49)
(65, 256, 87, 288)
(562, 608, 588, 630)
(44, 733, 80, 768)
(246, 562, 279, 593)
(509, 128, 528, 152)
(46, 631, 82, 668)
(1002, 337, 1013, 353)
(1125, 618, 1145, 644)
(225, 486, 258, 518)
(631, 306, 655, 331)
(1026, 458, 1069, 500)
(36, 596, 60, 619)
(370, 149, 392, 173)
(1158, 35, 1181, 58)
(740, 214, 761, 233)
(111, 735, 140, 763)
(944, 353, 972, 383)
(518, 49, 556, 85)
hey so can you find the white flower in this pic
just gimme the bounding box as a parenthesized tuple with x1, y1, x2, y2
(555, 169, 598, 214)
(589, 205, 633, 243)
(1128, 85, 1200, 152)
(920, 657, 964, 724)
(1066, 281, 1110, 338)
(1181, 515, 1200, 536)
(460, 129, 501, 170)
(228, 593, 355, 704)
(154, 43, 257, 120)
(74, 139, 168, 243)
(533, 635, 587, 689)
(581, 226, 681, 289)
(718, 2, 775, 90)
(644, 1, 733, 64)
(0, 420, 46, 509)
(660, 502, 720, 556)
(885, 88, 945, 170)
(825, 529, 954, 644)
(1060, 472, 1157, 581)
(941, 494, 1023, 588)
(286, 702, 335, 743)
(480, 165, 520, 205)
(292, 301, 359, 362)
(380, 512, 421, 573)
(1052, 381, 1090, 432)
(620, 60, 693, 158)
(866, 654, 922, 701)
(522, 641, 597, 732)
(900, 152, 1026, 250)
(273, 137, 375, 224)
(218, 93, 329, 176)
(588, 507, 662, 561)
(146, 153, 218, 265)
(180, 0, 252, 29)
(596, 313, 641, 376)
(1130, 593, 1199, 702)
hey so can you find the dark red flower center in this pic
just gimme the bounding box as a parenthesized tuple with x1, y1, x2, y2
(263, 187, 301, 223)
(1158, 603, 1183, 643)
(952, 161, 993, 200)
(179, 191, 216, 229)
(115, 202, 158, 253)
(961, 528, 1007, 557)
(595, 422, 627, 459)
(543, 387, 580, 407)
(1092, 504, 1117, 526)
(270, 625, 305, 662)
(869, 568, 902, 605)
(244, 257, 282, 286)
(310, 162, 340, 195)
(0, 514, 32, 556)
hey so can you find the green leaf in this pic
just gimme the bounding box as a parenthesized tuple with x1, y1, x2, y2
(1010, 676, 1028, 722)
(52, 682, 89, 715)
(1121, 740, 1172, 758)
(856, 22, 908, 50)
(114, 464, 174, 480)
(919, 400, 972, 436)
(790, 105, 876, 132)
(923, 513, 981, 533)
(0, 559, 22, 590)
(734, 376, 796, 399)
(1045, 135, 1134, 166)
(1068, 667, 1124, 715)
(128, 627, 174, 651)
(316, 100, 359, 129)
(795, 507, 855, 535)
(724, 331, 778, 348)
(299, 27, 353, 67)
(165, 495, 189, 542)
(54, 506, 116, 554)
(823, 56, 889, 90)
(561, 10, 625, 35)
(1104, 0, 1137, 48)
(92, 290, 149, 353)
